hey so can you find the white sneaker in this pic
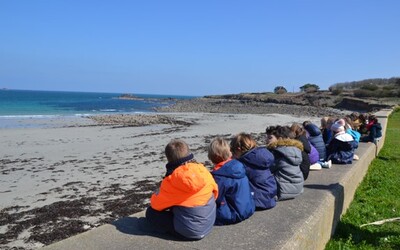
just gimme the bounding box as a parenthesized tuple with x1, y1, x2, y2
(310, 163, 322, 170)
(321, 160, 332, 169)
(353, 154, 359, 161)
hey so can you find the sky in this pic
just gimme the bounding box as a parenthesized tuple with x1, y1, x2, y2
(1, 1, 399, 96)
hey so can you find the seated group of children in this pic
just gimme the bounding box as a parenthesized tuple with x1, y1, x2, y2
(145, 113, 382, 240)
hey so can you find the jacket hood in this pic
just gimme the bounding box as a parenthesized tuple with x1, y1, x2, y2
(305, 123, 322, 137)
(268, 139, 303, 166)
(335, 132, 354, 142)
(212, 159, 246, 179)
(267, 138, 304, 151)
(239, 147, 274, 170)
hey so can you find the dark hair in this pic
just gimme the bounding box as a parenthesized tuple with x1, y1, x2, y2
(266, 125, 293, 139)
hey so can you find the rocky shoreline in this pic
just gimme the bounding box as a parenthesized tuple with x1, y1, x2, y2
(155, 97, 350, 117)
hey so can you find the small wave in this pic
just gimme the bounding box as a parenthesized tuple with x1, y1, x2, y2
(99, 109, 118, 112)
(0, 115, 63, 119)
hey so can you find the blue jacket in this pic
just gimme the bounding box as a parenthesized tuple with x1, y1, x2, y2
(238, 147, 277, 210)
(211, 159, 255, 225)
(305, 123, 327, 161)
(327, 132, 358, 164)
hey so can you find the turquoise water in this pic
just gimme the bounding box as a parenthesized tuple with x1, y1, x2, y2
(0, 89, 194, 117)
(0, 89, 195, 128)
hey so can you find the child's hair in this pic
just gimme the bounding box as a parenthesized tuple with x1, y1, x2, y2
(208, 137, 232, 164)
(230, 133, 257, 154)
(266, 125, 293, 139)
(165, 139, 190, 163)
(320, 117, 329, 129)
(290, 123, 306, 137)
(327, 117, 336, 129)
(344, 116, 354, 129)
(369, 115, 378, 123)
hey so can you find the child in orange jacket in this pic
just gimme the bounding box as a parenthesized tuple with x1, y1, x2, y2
(146, 139, 218, 240)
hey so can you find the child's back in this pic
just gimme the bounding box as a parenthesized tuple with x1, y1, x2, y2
(231, 133, 277, 210)
(208, 137, 255, 225)
(147, 139, 218, 240)
(211, 159, 255, 225)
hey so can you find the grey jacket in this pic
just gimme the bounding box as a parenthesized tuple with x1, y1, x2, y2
(268, 139, 304, 200)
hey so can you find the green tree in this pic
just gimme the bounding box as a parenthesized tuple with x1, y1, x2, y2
(300, 83, 320, 92)
(274, 86, 287, 94)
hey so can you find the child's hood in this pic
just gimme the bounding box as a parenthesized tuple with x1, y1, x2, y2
(335, 132, 354, 142)
(167, 162, 210, 193)
(212, 159, 246, 179)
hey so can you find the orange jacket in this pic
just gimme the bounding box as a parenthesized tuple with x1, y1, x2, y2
(151, 162, 218, 211)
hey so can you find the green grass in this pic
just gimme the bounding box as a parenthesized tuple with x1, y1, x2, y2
(325, 107, 400, 250)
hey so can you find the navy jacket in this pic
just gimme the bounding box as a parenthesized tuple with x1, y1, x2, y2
(238, 147, 277, 210)
(361, 123, 382, 142)
(327, 133, 358, 164)
(305, 123, 327, 161)
(212, 159, 255, 225)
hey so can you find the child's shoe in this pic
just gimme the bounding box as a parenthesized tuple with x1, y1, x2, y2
(353, 154, 359, 161)
(310, 163, 322, 170)
(321, 160, 332, 169)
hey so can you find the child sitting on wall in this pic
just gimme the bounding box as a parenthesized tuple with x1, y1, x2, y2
(360, 115, 382, 143)
(266, 126, 304, 201)
(208, 137, 255, 225)
(146, 139, 218, 240)
(326, 124, 358, 164)
(230, 132, 277, 210)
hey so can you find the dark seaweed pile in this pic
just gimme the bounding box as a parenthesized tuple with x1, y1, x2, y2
(0, 180, 157, 249)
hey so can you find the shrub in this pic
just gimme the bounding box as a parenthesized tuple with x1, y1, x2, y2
(331, 87, 343, 95)
(360, 83, 379, 91)
(274, 86, 287, 94)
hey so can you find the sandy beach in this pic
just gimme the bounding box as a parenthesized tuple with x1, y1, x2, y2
(0, 112, 321, 249)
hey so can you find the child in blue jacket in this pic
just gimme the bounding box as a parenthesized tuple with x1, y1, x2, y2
(208, 137, 255, 225)
(230, 133, 277, 210)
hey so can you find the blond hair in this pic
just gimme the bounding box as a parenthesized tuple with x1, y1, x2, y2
(208, 137, 232, 164)
(165, 139, 190, 163)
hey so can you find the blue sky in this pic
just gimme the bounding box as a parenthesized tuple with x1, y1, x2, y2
(1, 1, 399, 96)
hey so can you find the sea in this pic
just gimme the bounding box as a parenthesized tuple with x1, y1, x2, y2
(0, 89, 196, 128)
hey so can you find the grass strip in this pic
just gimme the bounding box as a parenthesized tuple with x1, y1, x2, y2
(325, 107, 400, 249)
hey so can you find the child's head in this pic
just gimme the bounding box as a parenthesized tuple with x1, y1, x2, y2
(165, 139, 190, 163)
(208, 137, 232, 164)
(320, 117, 329, 129)
(344, 116, 354, 129)
(265, 125, 293, 145)
(331, 123, 345, 135)
(327, 117, 336, 129)
(230, 133, 257, 159)
(290, 123, 306, 138)
(369, 115, 378, 123)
